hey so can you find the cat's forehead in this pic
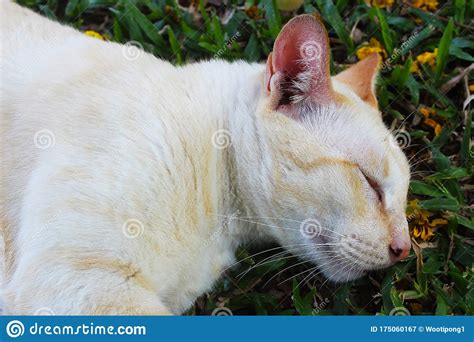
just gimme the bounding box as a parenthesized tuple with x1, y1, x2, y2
(300, 100, 407, 180)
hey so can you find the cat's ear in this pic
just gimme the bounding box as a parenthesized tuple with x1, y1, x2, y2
(334, 53, 380, 108)
(265, 14, 334, 115)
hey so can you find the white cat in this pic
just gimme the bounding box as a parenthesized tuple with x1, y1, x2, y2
(0, 1, 411, 315)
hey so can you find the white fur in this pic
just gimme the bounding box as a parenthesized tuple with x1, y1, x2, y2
(0, 1, 410, 315)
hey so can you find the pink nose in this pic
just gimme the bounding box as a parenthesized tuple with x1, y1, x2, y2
(389, 240, 411, 262)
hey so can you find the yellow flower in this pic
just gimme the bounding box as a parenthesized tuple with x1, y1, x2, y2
(367, 0, 395, 8)
(469, 84, 474, 92)
(84, 30, 105, 41)
(419, 107, 443, 136)
(410, 61, 420, 73)
(412, 225, 435, 240)
(412, 0, 424, 7)
(416, 48, 438, 67)
(419, 107, 435, 118)
(407, 200, 447, 241)
(245, 5, 262, 19)
(424, 118, 443, 136)
(430, 218, 449, 227)
(356, 38, 387, 60)
(424, 0, 439, 10)
(411, 0, 438, 11)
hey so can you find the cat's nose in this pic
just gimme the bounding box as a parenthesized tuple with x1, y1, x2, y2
(389, 240, 411, 262)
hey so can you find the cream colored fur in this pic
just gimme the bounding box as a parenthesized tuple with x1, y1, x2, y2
(0, 1, 411, 315)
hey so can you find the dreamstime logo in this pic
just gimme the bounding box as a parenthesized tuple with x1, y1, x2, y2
(390, 130, 411, 149)
(34, 129, 55, 149)
(211, 129, 232, 150)
(406, 212, 416, 222)
(122, 218, 144, 238)
(381, 25, 435, 71)
(122, 41, 144, 61)
(34, 307, 55, 315)
(300, 218, 322, 239)
(204, 210, 240, 248)
(312, 297, 330, 315)
(6, 320, 24, 338)
(211, 307, 233, 316)
(389, 307, 411, 316)
(299, 40, 322, 62)
(214, 31, 241, 59)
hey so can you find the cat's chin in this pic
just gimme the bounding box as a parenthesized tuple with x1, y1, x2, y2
(321, 268, 367, 283)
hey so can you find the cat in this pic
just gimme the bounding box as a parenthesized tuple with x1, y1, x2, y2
(0, 0, 411, 315)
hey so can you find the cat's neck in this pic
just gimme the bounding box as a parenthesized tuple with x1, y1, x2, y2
(187, 60, 269, 244)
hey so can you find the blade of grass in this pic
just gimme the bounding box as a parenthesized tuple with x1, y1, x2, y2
(454, 0, 466, 23)
(263, 0, 281, 40)
(435, 17, 454, 82)
(376, 7, 393, 55)
(316, 0, 354, 52)
(126, 3, 166, 49)
(460, 110, 471, 165)
(167, 26, 182, 65)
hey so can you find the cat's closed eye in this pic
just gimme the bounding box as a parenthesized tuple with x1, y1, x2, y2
(360, 169, 383, 203)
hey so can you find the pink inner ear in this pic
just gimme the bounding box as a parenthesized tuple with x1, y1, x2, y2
(268, 14, 334, 107)
(272, 24, 317, 77)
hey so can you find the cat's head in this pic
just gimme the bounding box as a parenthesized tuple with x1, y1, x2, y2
(239, 15, 411, 282)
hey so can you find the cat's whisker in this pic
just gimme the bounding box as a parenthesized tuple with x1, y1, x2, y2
(391, 108, 419, 137)
(278, 254, 343, 287)
(227, 217, 341, 240)
(230, 244, 340, 277)
(271, 251, 342, 287)
(295, 255, 347, 288)
(237, 248, 341, 280)
(212, 213, 346, 238)
(220, 242, 331, 274)
(407, 145, 431, 164)
(236, 251, 297, 280)
(262, 258, 315, 288)
(280, 265, 320, 288)
(295, 267, 320, 289)
(320, 254, 363, 287)
(305, 256, 352, 286)
(212, 215, 301, 232)
(410, 170, 432, 178)
(410, 153, 450, 170)
(408, 157, 433, 169)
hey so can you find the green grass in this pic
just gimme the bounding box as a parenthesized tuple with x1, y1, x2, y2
(18, 0, 473, 315)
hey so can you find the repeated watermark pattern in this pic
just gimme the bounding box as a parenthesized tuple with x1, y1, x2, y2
(299, 218, 322, 239)
(34, 307, 55, 316)
(211, 306, 233, 316)
(122, 41, 144, 61)
(33, 129, 55, 150)
(122, 218, 145, 239)
(299, 40, 323, 79)
(389, 307, 411, 316)
(311, 297, 331, 315)
(213, 32, 241, 59)
(204, 210, 240, 248)
(381, 25, 435, 71)
(299, 40, 322, 62)
(389, 129, 411, 149)
(211, 129, 232, 150)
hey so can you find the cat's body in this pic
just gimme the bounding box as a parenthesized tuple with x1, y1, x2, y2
(0, 1, 411, 315)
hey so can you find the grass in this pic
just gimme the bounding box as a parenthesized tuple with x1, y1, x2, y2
(18, 0, 473, 316)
